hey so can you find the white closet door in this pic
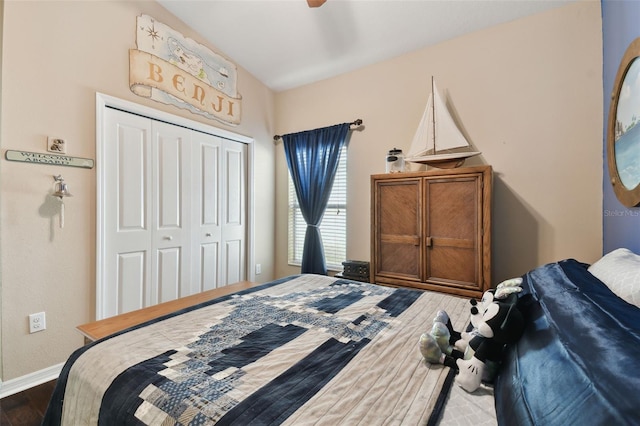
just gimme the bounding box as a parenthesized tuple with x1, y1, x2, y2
(100, 106, 248, 319)
(151, 121, 192, 304)
(103, 108, 153, 318)
(222, 139, 247, 284)
(104, 111, 192, 315)
(191, 135, 247, 290)
(191, 131, 222, 292)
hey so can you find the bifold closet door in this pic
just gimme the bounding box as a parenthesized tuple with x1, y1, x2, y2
(103, 109, 191, 317)
(191, 131, 222, 293)
(190, 133, 247, 293)
(220, 139, 246, 285)
(102, 108, 246, 318)
(151, 121, 192, 304)
(103, 109, 153, 317)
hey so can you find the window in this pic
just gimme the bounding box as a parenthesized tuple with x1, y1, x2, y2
(288, 146, 347, 270)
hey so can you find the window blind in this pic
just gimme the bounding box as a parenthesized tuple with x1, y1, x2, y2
(288, 146, 347, 270)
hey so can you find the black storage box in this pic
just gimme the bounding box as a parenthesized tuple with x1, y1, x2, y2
(341, 260, 370, 281)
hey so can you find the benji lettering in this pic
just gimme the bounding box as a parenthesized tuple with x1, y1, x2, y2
(130, 49, 241, 125)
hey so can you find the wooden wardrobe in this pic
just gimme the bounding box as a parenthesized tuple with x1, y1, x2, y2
(370, 165, 491, 298)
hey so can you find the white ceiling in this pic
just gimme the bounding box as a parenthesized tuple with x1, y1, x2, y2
(157, 0, 574, 92)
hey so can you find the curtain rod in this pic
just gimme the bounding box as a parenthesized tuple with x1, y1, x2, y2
(273, 119, 363, 141)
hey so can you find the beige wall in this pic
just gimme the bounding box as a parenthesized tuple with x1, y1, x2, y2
(275, 2, 603, 281)
(0, 1, 276, 381)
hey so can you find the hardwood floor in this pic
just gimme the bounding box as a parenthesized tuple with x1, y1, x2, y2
(0, 381, 55, 426)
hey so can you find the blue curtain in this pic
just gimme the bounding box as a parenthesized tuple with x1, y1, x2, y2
(283, 123, 350, 275)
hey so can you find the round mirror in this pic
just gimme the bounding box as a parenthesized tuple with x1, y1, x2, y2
(608, 38, 640, 207)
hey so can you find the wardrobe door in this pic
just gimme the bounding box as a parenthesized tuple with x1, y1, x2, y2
(372, 178, 423, 284)
(424, 173, 482, 291)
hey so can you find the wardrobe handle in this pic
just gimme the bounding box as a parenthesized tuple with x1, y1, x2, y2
(425, 237, 432, 247)
(206, 233, 212, 237)
(163, 236, 173, 241)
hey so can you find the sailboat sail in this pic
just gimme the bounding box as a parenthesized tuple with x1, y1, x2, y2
(406, 79, 480, 168)
(407, 93, 434, 158)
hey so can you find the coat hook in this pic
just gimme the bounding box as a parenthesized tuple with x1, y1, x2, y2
(52, 175, 73, 229)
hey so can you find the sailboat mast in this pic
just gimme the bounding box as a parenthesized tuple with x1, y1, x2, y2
(431, 76, 436, 153)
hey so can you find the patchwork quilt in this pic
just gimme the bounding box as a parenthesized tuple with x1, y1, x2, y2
(44, 275, 470, 425)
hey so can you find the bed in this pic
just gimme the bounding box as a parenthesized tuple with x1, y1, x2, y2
(495, 252, 640, 425)
(43, 249, 640, 425)
(43, 274, 474, 425)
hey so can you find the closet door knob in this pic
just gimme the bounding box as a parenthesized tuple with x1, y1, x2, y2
(206, 233, 212, 237)
(163, 236, 173, 241)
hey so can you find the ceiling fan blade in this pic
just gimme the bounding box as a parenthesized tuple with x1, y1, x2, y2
(307, 0, 326, 7)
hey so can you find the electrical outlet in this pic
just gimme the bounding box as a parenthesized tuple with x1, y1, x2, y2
(29, 312, 46, 333)
(255, 264, 262, 275)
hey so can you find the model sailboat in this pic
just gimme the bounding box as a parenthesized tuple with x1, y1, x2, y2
(406, 78, 481, 168)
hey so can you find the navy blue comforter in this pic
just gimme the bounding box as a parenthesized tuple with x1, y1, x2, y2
(495, 259, 640, 425)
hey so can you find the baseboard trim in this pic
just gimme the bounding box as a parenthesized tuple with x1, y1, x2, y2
(0, 363, 63, 399)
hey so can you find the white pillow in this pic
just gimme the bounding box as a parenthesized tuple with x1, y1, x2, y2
(588, 248, 640, 307)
